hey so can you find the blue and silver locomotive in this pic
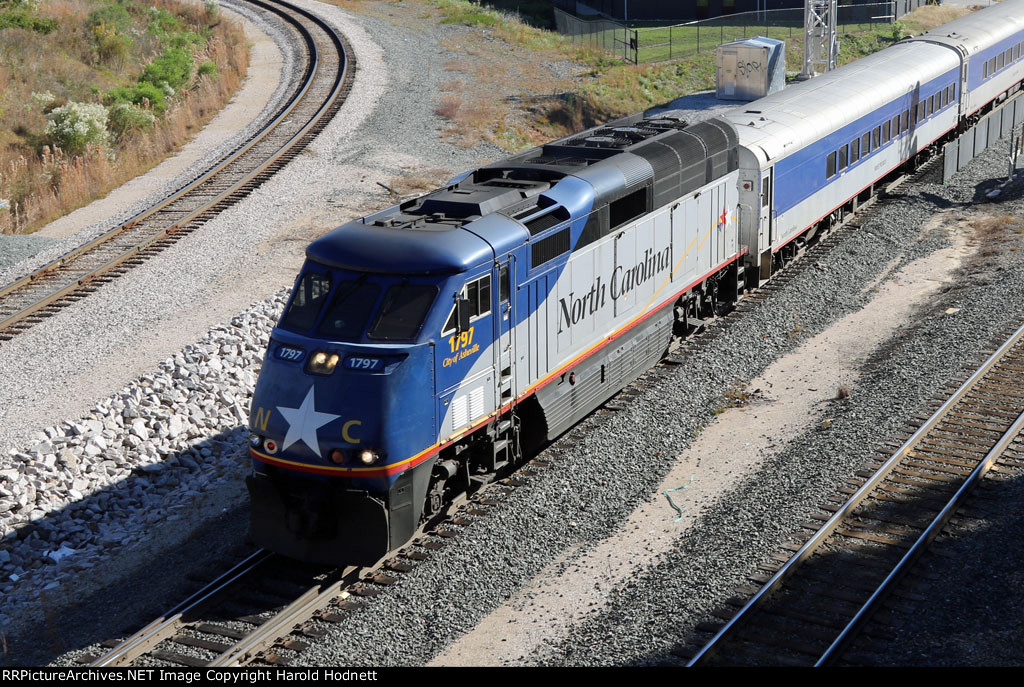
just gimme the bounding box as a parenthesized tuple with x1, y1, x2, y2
(247, 115, 745, 564)
(248, 0, 1024, 565)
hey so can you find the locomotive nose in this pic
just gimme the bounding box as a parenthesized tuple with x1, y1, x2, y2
(248, 337, 435, 480)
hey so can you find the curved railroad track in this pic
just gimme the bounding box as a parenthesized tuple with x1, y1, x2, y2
(682, 321, 1024, 667)
(0, 0, 354, 343)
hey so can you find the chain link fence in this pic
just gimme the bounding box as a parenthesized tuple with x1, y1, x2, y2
(554, 3, 897, 64)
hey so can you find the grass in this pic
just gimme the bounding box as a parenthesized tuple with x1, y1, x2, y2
(968, 213, 1024, 258)
(0, 0, 249, 235)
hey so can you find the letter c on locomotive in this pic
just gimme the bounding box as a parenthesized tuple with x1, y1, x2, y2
(342, 420, 362, 444)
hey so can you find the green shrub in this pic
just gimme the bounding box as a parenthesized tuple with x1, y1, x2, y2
(0, 8, 58, 34)
(45, 102, 109, 155)
(146, 6, 182, 38)
(204, 0, 219, 21)
(106, 82, 167, 114)
(140, 48, 193, 91)
(86, 4, 130, 34)
(107, 102, 156, 140)
(197, 60, 217, 79)
(168, 30, 204, 50)
(92, 20, 133, 65)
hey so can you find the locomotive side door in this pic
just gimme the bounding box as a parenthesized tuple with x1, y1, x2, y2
(493, 256, 516, 412)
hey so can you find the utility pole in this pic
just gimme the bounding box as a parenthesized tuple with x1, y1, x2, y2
(800, 0, 838, 79)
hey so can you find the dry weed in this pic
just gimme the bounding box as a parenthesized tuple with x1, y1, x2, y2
(387, 168, 452, 196)
(435, 95, 463, 120)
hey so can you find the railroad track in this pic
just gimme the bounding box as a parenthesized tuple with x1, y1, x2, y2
(82, 461, 550, 667)
(85, 549, 355, 667)
(0, 0, 354, 343)
(680, 321, 1024, 667)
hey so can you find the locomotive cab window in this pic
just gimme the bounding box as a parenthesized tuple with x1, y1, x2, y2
(318, 280, 381, 339)
(367, 284, 437, 341)
(499, 264, 510, 304)
(282, 271, 331, 331)
(443, 275, 491, 335)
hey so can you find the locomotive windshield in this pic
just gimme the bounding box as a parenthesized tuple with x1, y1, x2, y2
(319, 281, 381, 338)
(281, 271, 331, 331)
(367, 285, 437, 341)
(280, 266, 438, 342)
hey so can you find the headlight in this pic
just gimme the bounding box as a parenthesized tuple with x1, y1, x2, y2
(263, 438, 279, 454)
(359, 450, 379, 465)
(307, 351, 340, 375)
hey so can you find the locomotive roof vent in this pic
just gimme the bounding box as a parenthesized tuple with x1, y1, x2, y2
(641, 117, 689, 131)
(570, 135, 633, 148)
(524, 154, 593, 167)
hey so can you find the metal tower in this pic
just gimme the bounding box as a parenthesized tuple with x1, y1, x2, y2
(800, 0, 839, 79)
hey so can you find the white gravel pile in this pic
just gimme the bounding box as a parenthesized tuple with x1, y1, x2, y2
(0, 292, 286, 625)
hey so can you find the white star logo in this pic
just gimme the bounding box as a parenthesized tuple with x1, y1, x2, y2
(276, 386, 340, 458)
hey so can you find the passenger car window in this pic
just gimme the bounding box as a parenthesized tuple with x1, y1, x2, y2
(827, 152, 836, 179)
(838, 145, 848, 171)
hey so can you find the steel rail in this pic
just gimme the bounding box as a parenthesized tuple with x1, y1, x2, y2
(207, 567, 364, 667)
(687, 320, 1024, 666)
(90, 549, 274, 667)
(816, 404, 1024, 665)
(0, 0, 349, 340)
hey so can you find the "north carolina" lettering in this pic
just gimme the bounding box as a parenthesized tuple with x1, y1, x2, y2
(557, 246, 671, 334)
